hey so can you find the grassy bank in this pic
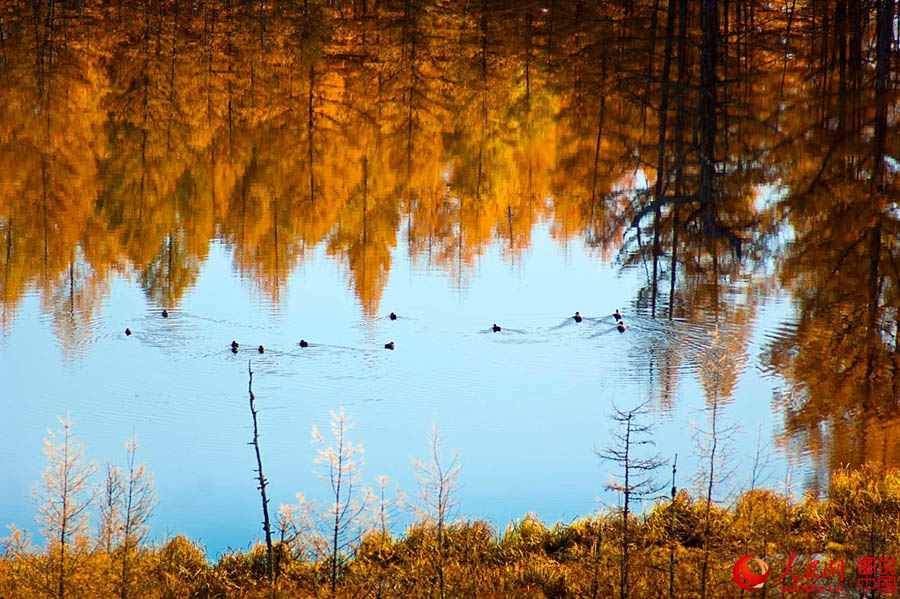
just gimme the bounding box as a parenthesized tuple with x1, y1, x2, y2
(3, 467, 899, 599)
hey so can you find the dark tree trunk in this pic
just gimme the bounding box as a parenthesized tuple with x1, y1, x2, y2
(669, 0, 688, 320)
(651, 0, 678, 316)
(698, 0, 719, 234)
(248, 362, 275, 584)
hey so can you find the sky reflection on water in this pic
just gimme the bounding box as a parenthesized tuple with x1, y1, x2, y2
(5, 0, 898, 555)
(1, 224, 790, 556)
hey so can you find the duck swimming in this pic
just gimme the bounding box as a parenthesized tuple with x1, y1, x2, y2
(389, 312, 397, 320)
(573, 311, 583, 323)
(231, 340, 239, 349)
(258, 345, 265, 354)
(162, 309, 169, 318)
(492, 324, 501, 332)
(384, 341, 395, 350)
(617, 321, 627, 333)
(125, 328, 132, 336)
(614, 309, 622, 321)
(299, 339, 309, 348)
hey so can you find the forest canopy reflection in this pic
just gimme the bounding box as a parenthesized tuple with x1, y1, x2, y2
(1, 0, 899, 477)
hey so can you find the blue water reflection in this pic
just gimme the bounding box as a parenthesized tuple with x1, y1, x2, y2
(0, 225, 790, 556)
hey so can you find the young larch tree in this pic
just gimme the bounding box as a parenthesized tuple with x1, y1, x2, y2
(281, 407, 371, 597)
(34, 415, 96, 599)
(115, 434, 156, 599)
(597, 400, 665, 599)
(412, 422, 462, 599)
(98, 463, 125, 555)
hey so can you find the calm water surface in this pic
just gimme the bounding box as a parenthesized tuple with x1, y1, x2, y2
(2, 1, 898, 556)
(1, 221, 791, 555)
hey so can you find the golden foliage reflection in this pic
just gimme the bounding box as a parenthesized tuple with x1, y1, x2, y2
(2, 0, 900, 475)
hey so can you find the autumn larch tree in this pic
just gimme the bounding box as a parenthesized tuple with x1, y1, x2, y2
(597, 400, 665, 599)
(34, 415, 96, 599)
(413, 421, 462, 599)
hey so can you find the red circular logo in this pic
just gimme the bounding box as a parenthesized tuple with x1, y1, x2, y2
(733, 555, 770, 590)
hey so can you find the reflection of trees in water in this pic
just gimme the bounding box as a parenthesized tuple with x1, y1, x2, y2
(763, 110, 900, 482)
(758, 0, 900, 479)
(1, 1, 900, 469)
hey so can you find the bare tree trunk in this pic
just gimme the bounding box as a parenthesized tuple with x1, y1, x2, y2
(588, 57, 607, 235)
(331, 428, 345, 597)
(866, 0, 893, 378)
(414, 424, 461, 599)
(621, 414, 631, 599)
(699, 396, 719, 599)
(247, 361, 275, 585)
(166, 0, 179, 152)
(651, 0, 678, 316)
(524, 12, 532, 106)
(37, 417, 95, 599)
(58, 446, 69, 599)
(820, 0, 829, 123)
(308, 64, 315, 201)
(668, 455, 678, 599)
(836, 0, 847, 130)
(669, 0, 688, 320)
(698, 0, 718, 233)
(590, 523, 602, 599)
(599, 403, 663, 599)
(120, 457, 134, 599)
(643, 0, 662, 132)
(873, 0, 893, 178)
(118, 436, 155, 599)
(779, 0, 797, 96)
(406, 30, 416, 180)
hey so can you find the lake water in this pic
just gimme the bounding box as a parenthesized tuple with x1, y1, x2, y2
(1, 222, 795, 555)
(2, 1, 898, 557)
